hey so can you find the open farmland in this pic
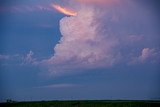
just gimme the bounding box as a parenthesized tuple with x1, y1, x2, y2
(1, 100, 160, 107)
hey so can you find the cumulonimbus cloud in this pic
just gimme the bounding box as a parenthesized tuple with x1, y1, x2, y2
(40, 0, 160, 76)
(41, 6, 121, 75)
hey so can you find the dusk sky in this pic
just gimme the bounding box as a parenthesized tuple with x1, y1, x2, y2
(0, 0, 160, 101)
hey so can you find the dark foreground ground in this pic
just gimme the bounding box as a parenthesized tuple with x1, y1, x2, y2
(0, 100, 160, 107)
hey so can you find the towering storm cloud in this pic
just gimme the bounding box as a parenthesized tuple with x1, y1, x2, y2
(41, 0, 160, 76)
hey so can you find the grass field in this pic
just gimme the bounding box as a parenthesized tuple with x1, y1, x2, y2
(0, 100, 160, 107)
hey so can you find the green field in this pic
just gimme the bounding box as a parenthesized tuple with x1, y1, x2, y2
(1, 100, 160, 107)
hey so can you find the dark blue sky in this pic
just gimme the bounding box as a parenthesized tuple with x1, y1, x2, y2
(0, 0, 160, 101)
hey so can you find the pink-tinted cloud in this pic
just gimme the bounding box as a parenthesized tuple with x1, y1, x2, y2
(140, 48, 154, 61)
(139, 48, 160, 63)
(38, 0, 160, 76)
(41, 6, 121, 76)
(130, 48, 160, 64)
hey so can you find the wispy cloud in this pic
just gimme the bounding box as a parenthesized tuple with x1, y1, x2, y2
(0, 54, 10, 61)
(35, 83, 80, 89)
(0, 4, 53, 13)
(21, 51, 38, 65)
(0, 51, 37, 67)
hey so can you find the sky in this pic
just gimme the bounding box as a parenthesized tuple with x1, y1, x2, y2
(0, 0, 160, 101)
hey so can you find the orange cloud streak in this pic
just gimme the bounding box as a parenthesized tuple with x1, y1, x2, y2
(51, 4, 77, 16)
